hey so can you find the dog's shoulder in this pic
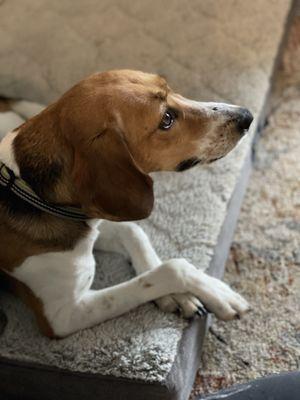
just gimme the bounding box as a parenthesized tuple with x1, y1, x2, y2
(0, 198, 90, 272)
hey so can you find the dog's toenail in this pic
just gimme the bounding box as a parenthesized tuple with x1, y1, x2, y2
(198, 306, 208, 315)
(196, 306, 208, 318)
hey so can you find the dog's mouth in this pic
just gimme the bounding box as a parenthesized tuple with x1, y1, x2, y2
(207, 154, 226, 164)
(176, 157, 201, 172)
(176, 154, 227, 172)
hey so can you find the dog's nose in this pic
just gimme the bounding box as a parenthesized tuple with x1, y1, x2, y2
(236, 108, 253, 134)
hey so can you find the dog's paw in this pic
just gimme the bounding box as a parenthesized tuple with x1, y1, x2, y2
(190, 274, 250, 321)
(154, 258, 250, 321)
(155, 293, 208, 319)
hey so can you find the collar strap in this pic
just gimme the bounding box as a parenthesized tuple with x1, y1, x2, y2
(0, 162, 89, 221)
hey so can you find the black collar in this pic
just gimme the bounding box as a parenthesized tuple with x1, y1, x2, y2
(0, 162, 88, 221)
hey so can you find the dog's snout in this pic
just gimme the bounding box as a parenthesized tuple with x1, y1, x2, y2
(235, 108, 253, 134)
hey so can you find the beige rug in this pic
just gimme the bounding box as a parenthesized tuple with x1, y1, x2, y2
(192, 13, 300, 398)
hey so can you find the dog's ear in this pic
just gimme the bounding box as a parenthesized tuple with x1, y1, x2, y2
(71, 128, 154, 221)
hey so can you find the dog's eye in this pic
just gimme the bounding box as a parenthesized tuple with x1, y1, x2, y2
(159, 110, 175, 130)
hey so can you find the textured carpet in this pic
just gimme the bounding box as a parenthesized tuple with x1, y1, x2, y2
(0, 0, 292, 386)
(192, 11, 300, 398)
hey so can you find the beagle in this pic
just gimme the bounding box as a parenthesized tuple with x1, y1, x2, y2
(0, 70, 253, 338)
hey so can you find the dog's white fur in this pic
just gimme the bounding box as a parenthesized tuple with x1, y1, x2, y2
(0, 125, 249, 337)
(0, 131, 20, 175)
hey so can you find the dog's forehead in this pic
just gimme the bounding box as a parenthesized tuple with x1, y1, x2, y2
(69, 70, 169, 115)
(117, 70, 167, 86)
(102, 71, 169, 109)
(103, 70, 168, 96)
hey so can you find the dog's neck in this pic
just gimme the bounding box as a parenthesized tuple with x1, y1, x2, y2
(0, 130, 91, 260)
(3, 121, 81, 210)
(0, 130, 90, 222)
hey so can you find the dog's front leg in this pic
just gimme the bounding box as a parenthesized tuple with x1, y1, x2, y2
(13, 249, 249, 337)
(95, 221, 161, 273)
(96, 221, 204, 317)
(55, 258, 248, 337)
(95, 221, 248, 319)
(44, 259, 249, 336)
(51, 262, 189, 336)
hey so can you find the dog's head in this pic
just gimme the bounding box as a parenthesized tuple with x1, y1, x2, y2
(15, 70, 253, 221)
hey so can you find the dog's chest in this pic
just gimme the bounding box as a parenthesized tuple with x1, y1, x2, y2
(11, 222, 100, 301)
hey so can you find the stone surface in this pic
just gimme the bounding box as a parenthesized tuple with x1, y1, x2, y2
(0, 0, 292, 385)
(192, 14, 300, 398)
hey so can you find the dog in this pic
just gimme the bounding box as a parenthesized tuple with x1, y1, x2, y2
(0, 70, 253, 338)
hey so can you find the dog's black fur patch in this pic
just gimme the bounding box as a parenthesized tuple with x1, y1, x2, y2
(176, 157, 200, 172)
(18, 158, 63, 198)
